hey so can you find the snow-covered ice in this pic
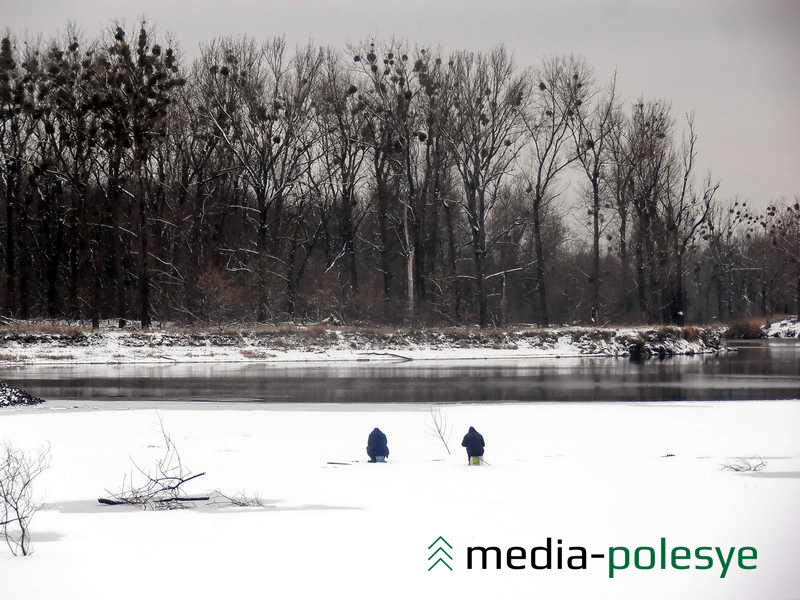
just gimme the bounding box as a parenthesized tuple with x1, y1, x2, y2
(1, 399, 798, 599)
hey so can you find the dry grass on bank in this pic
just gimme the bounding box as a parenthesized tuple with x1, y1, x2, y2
(0, 321, 89, 336)
(724, 318, 767, 339)
(0, 319, 721, 341)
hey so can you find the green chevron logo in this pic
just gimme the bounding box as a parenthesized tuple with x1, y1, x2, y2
(428, 536, 453, 571)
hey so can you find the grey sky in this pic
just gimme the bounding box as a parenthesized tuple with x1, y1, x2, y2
(4, 0, 799, 205)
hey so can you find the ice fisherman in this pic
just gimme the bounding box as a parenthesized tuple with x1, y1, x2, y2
(366, 427, 389, 463)
(461, 426, 485, 464)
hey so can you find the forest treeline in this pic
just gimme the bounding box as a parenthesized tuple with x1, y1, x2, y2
(1, 23, 798, 328)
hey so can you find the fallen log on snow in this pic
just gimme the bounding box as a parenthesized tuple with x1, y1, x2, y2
(98, 495, 210, 506)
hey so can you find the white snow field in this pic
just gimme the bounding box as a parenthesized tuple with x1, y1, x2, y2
(1, 400, 799, 599)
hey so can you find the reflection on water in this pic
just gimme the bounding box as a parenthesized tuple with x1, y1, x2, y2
(1, 340, 798, 403)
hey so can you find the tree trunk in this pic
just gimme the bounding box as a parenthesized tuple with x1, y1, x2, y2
(591, 179, 600, 322)
(377, 181, 392, 304)
(635, 212, 650, 322)
(3, 159, 18, 316)
(67, 186, 87, 319)
(184, 170, 205, 322)
(499, 272, 508, 326)
(45, 182, 65, 318)
(256, 191, 269, 322)
(91, 248, 101, 329)
(285, 237, 298, 317)
(674, 250, 685, 325)
(475, 189, 488, 329)
(108, 151, 126, 328)
(18, 183, 31, 319)
(618, 206, 630, 316)
(340, 183, 358, 302)
(444, 202, 461, 322)
(138, 174, 151, 329)
(403, 195, 415, 321)
(375, 158, 393, 307)
(532, 196, 549, 326)
(796, 273, 800, 316)
(476, 250, 487, 328)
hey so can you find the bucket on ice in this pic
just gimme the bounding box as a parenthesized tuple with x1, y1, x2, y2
(470, 456, 481, 465)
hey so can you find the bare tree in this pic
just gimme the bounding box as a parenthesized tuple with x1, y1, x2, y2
(1, 24, 787, 327)
(661, 114, 718, 324)
(762, 197, 800, 314)
(312, 49, 370, 309)
(698, 201, 744, 319)
(568, 71, 617, 322)
(427, 406, 452, 455)
(0, 36, 42, 318)
(606, 105, 636, 317)
(38, 31, 104, 322)
(0, 443, 50, 556)
(202, 37, 323, 321)
(447, 46, 527, 328)
(353, 41, 425, 320)
(626, 99, 673, 322)
(520, 56, 587, 325)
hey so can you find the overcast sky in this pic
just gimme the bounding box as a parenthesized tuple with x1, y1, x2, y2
(4, 0, 799, 206)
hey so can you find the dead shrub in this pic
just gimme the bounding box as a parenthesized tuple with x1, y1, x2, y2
(0, 321, 86, 336)
(197, 267, 252, 322)
(0, 444, 50, 556)
(724, 318, 766, 339)
(34, 354, 74, 361)
(721, 458, 766, 472)
(680, 326, 702, 342)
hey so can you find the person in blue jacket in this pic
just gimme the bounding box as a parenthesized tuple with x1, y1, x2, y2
(461, 426, 485, 464)
(367, 427, 389, 462)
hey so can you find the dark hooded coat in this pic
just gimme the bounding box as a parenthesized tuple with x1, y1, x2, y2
(461, 427, 485, 457)
(367, 428, 389, 459)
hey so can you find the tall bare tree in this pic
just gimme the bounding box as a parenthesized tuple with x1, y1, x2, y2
(568, 71, 617, 322)
(520, 56, 587, 325)
(203, 37, 322, 321)
(661, 114, 718, 324)
(313, 49, 369, 308)
(447, 46, 526, 327)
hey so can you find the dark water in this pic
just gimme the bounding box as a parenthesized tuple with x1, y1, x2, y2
(1, 340, 798, 404)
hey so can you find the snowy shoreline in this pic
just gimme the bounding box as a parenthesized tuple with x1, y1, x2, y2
(0, 325, 723, 366)
(762, 318, 800, 338)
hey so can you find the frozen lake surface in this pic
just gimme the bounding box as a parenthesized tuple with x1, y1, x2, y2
(2, 339, 798, 404)
(1, 340, 799, 599)
(2, 398, 799, 599)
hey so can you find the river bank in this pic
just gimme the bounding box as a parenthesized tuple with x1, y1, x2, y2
(0, 324, 723, 366)
(763, 318, 800, 338)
